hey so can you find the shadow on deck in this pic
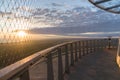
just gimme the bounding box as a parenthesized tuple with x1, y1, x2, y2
(65, 49, 120, 80)
(0, 39, 119, 80)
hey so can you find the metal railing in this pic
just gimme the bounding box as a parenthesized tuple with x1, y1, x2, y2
(89, 0, 120, 14)
(117, 38, 120, 67)
(0, 38, 118, 80)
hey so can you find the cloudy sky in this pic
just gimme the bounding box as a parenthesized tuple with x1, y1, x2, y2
(32, 0, 98, 28)
(0, 0, 120, 39)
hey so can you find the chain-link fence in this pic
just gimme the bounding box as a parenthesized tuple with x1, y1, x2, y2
(89, 0, 120, 14)
(0, 0, 37, 43)
(0, 0, 36, 68)
(0, 0, 67, 69)
(0, 0, 119, 70)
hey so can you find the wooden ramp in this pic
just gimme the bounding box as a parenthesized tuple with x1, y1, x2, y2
(65, 49, 120, 80)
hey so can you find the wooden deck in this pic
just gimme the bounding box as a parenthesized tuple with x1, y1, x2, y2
(29, 48, 120, 80)
(65, 49, 120, 80)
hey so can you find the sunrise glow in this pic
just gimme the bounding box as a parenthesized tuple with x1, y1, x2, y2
(17, 31, 27, 37)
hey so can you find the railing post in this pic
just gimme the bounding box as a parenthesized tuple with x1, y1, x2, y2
(99, 39, 101, 49)
(65, 45, 70, 74)
(98, 39, 100, 49)
(90, 40, 93, 53)
(85, 41, 87, 55)
(94, 40, 96, 52)
(102, 39, 105, 49)
(84, 41, 86, 55)
(101, 39, 103, 49)
(82, 41, 85, 56)
(93, 40, 96, 52)
(75, 42, 78, 62)
(86, 40, 89, 54)
(97, 40, 100, 50)
(70, 43, 74, 66)
(79, 41, 81, 59)
(99, 39, 101, 50)
(89, 40, 91, 54)
(108, 37, 111, 49)
(90, 40, 92, 53)
(58, 48, 64, 80)
(106, 39, 108, 48)
(116, 39, 119, 48)
(87, 40, 90, 53)
(47, 53, 54, 80)
(84, 41, 86, 56)
(97, 40, 99, 50)
(111, 39, 113, 48)
(103, 39, 106, 49)
(93, 40, 95, 52)
(20, 69, 30, 80)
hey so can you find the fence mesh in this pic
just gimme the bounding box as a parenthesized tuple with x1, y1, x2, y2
(0, 0, 70, 68)
(89, 0, 120, 14)
(0, 0, 36, 43)
(0, 0, 119, 69)
(0, 0, 59, 69)
(0, 0, 37, 68)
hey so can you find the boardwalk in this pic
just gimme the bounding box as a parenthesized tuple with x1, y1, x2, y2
(29, 48, 120, 80)
(66, 49, 120, 80)
(0, 39, 119, 80)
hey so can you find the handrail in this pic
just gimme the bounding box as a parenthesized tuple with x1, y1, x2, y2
(0, 41, 76, 80)
(0, 38, 118, 80)
(89, 0, 120, 14)
(117, 39, 120, 67)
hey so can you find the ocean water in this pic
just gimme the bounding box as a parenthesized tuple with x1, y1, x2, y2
(66, 32, 120, 38)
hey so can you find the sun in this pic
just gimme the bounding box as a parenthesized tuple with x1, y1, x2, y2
(17, 31, 27, 37)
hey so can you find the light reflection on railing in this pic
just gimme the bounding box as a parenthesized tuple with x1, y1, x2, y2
(117, 39, 120, 67)
(0, 38, 118, 80)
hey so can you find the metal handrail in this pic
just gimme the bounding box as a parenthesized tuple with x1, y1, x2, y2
(89, 0, 120, 14)
(0, 38, 118, 80)
(0, 41, 75, 80)
(117, 39, 120, 67)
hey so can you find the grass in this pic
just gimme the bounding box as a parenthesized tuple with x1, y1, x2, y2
(0, 38, 118, 69)
(0, 38, 75, 69)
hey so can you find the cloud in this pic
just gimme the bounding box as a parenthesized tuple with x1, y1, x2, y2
(31, 8, 66, 28)
(29, 20, 120, 38)
(30, 4, 120, 28)
(33, 8, 50, 15)
(0, 11, 16, 19)
(13, 1, 118, 29)
(0, 11, 13, 16)
(16, 6, 34, 13)
(51, 3, 64, 7)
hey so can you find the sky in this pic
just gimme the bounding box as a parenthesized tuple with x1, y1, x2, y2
(0, 0, 97, 31)
(31, 0, 96, 28)
(0, 0, 120, 42)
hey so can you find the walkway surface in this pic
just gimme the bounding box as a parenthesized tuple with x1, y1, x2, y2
(65, 49, 120, 80)
(30, 48, 120, 80)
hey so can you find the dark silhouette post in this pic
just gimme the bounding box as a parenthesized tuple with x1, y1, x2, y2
(79, 41, 81, 59)
(20, 69, 30, 80)
(82, 41, 85, 56)
(65, 45, 70, 74)
(58, 47, 64, 80)
(90, 40, 93, 53)
(108, 36, 112, 49)
(70, 43, 74, 66)
(75, 42, 78, 62)
(47, 53, 54, 80)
